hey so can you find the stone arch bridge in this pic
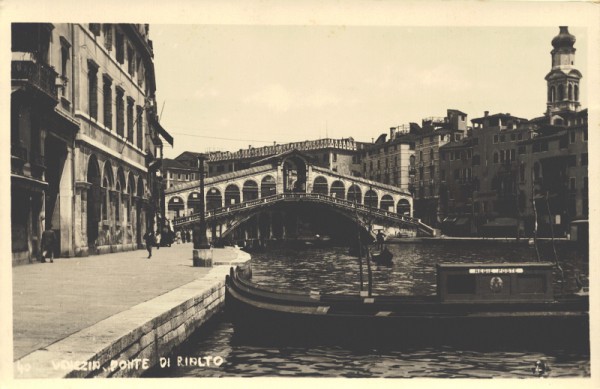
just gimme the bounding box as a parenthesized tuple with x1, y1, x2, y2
(165, 150, 434, 240)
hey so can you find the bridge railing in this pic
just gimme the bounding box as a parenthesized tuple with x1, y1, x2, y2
(173, 192, 424, 227)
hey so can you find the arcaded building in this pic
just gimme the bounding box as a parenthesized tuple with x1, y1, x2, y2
(11, 23, 172, 264)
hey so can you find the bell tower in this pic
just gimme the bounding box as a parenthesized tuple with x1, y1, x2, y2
(545, 26, 582, 118)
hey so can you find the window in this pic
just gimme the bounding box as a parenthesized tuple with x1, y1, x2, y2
(59, 37, 70, 98)
(518, 133, 523, 140)
(453, 169, 459, 179)
(440, 170, 446, 181)
(127, 45, 135, 76)
(369, 161, 373, 171)
(377, 160, 381, 169)
(89, 23, 101, 36)
(115, 87, 124, 137)
(419, 151, 423, 161)
(500, 134, 506, 143)
(103, 24, 113, 51)
(570, 131, 576, 143)
(583, 129, 588, 142)
(581, 153, 588, 166)
(455, 134, 461, 141)
(394, 155, 398, 166)
(136, 105, 143, 148)
(510, 133, 516, 141)
(519, 163, 525, 182)
(467, 149, 472, 159)
(493, 134, 499, 144)
(87, 61, 98, 120)
(333, 153, 337, 162)
(493, 151, 499, 164)
(103, 75, 112, 130)
(541, 141, 549, 152)
(472, 155, 480, 166)
(127, 98, 134, 142)
(115, 30, 125, 64)
(558, 84, 564, 100)
(430, 149, 434, 161)
(186, 174, 189, 180)
(449, 152, 454, 161)
(569, 177, 576, 191)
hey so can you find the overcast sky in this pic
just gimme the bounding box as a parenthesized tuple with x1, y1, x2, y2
(150, 25, 588, 159)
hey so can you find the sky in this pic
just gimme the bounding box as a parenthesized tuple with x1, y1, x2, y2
(150, 25, 588, 159)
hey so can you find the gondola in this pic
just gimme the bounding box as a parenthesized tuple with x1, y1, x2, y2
(225, 262, 589, 347)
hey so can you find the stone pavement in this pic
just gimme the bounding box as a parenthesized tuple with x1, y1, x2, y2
(12, 243, 245, 361)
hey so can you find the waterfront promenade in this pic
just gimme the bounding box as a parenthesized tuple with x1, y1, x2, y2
(12, 243, 250, 378)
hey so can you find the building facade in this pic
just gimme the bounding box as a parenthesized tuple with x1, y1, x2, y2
(440, 26, 587, 237)
(11, 23, 172, 264)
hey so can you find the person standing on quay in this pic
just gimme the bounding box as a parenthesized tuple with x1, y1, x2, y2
(41, 224, 56, 263)
(143, 230, 155, 259)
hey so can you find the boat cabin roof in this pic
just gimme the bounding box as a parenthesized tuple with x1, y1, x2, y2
(436, 262, 555, 303)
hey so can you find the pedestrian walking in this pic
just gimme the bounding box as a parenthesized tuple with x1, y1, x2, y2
(176, 230, 181, 244)
(155, 231, 161, 249)
(143, 230, 155, 258)
(182, 229, 187, 244)
(186, 229, 191, 243)
(376, 230, 386, 251)
(41, 225, 56, 263)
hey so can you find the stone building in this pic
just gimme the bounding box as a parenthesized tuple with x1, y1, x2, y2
(439, 26, 587, 237)
(412, 109, 468, 226)
(360, 124, 418, 195)
(11, 23, 172, 264)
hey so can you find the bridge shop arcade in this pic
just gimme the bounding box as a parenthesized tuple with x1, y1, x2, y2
(165, 150, 433, 244)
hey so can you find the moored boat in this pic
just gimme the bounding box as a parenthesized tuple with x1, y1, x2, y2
(225, 262, 589, 347)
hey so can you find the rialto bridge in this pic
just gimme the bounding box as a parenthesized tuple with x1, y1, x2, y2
(165, 150, 435, 241)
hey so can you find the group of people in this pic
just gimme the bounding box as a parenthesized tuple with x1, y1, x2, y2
(174, 229, 192, 245)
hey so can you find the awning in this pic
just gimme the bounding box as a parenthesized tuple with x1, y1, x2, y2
(148, 113, 173, 146)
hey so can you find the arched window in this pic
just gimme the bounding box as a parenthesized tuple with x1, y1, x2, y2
(168, 197, 185, 218)
(330, 181, 345, 199)
(558, 84, 564, 101)
(225, 184, 240, 206)
(188, 192, 202, 214)
(206, 188, 222, 211)
(493, 151, 499, 164)
(549, 86, 555, 102)
(261, 175, 276, 198)
(242, 180, 259, 202)
(312, 176, 328, 195)
(397, 199, 410, 215)
(347, 185, 362, 203)
(574, 84, 579, 101)
(364, 190, 378, 209)
(380, 195, 394, 212)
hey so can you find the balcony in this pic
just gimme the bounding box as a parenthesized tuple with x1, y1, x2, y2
(30, 153, 46, 179)
(11, 143, 27, 174)
(12, 60, 59, 104)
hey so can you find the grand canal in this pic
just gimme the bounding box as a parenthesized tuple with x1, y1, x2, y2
(146, 241, 589, 378)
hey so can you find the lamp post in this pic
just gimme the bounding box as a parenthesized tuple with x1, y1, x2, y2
(193, 153, 212, 267)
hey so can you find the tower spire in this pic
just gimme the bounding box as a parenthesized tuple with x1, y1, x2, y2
(545, 26, 582, 119)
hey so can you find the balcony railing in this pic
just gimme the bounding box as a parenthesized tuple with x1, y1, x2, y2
(12, 60, 59, 103)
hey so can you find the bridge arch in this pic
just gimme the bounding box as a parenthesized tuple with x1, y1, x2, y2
(330, 180, 345, 199)
(312, 176, 328, 195)
(380, 194, 394, 212)
(225, 184, 241, 206)
(364, 189, 378, 209)
(261, 175, 276, 197)
(243, 180, 259, 202)
(206, 187, 222, 210)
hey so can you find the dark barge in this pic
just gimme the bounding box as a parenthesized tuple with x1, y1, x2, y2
(225, 262, 589, 348)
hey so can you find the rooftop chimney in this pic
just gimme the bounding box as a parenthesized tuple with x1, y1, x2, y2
(390, 127, 395, 140)
(484, 111, 489, 117)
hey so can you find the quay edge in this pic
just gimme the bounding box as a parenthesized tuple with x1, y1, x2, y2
(14, 248, 251, 379)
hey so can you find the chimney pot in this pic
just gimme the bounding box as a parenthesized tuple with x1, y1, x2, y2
(484, 111, 489, 117)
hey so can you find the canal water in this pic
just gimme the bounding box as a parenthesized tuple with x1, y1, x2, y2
(146, 242, 589, 378)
